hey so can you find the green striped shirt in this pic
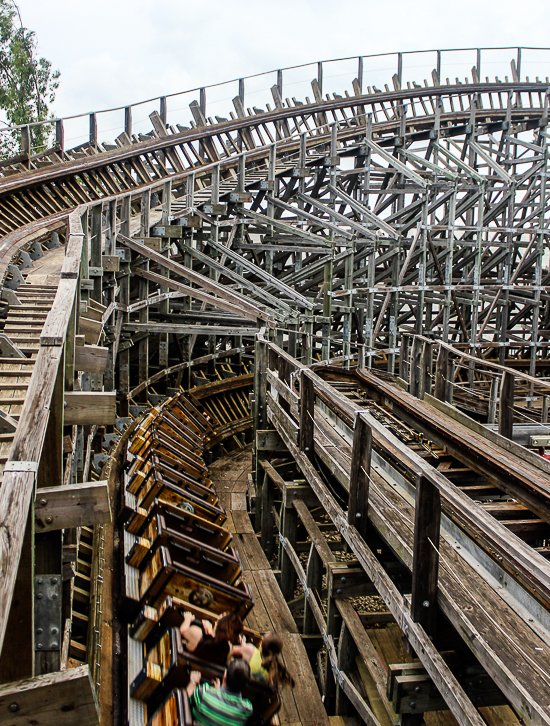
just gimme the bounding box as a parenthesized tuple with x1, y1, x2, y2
(191, 683, 253, 726)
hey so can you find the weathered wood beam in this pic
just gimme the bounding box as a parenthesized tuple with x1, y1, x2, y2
(63, 392, 116, 426)
(0, 665, 99, 726)
(74, 345, 108, 374)
(34, 481, 111, 532)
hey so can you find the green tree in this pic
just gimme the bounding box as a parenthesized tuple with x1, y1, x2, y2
(0, 0, 60, 158)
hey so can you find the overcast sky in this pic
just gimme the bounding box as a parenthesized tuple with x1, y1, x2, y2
(13, 0, 550, 144)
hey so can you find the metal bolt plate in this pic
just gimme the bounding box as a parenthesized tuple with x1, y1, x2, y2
(34, 575, 61, 651)
(530, 436, 550, 447)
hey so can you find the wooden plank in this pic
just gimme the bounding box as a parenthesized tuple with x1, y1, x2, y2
(299, 370, 315, 458)
(74, 345, 108, 374)
(348, 412, 372, 540)
(0, 471, 35, 659)
(0, 664, 99, 726)
(499, 371, 514, 440)
(0, 507, 34, 682)
(434, 345, 449, 402)
(256, 429, 287, 451)
(64, 392, 116, 426)
(410, 475, 441, 637)
(79, 316, 102, 345)
(34, 481, 111, 532)
(40, 279, 78, 346)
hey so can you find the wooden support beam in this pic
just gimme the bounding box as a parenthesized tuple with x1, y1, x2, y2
(74, 345, 108, 374)
(348, 413, 372, 540)
(498, 371, 514, 440)
(434, 345, 449, 402)
(411, 474, 441, 638)
(255, 429, 287, 451)
(0, 664, 99, 726)
(63, 392, 116, 426)
(34, 481, 111, 532)
(409, 336, 422, 399)
(299, 371, 315, 459)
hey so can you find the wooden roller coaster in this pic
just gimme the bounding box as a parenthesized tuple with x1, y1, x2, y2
(1, 46, 550, 726)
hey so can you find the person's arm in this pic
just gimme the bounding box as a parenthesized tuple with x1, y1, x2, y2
(186, 670, 201, 699)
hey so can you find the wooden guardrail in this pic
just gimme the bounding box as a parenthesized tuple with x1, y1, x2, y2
(256, 333, 550, 726)
(0, 207, 85, 657)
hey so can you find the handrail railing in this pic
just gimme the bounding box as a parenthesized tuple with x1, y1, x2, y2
(1, 45, 549, 159)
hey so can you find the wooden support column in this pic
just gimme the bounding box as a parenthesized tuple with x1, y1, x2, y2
(411, 475, 441, 639)
(399, 332, 411, 383)
(299, 371, 315, 461)
(90, 204, 102, 303)
(139, 190, 151, 393)
(499, 371, 514, 440)
(260, 467, 275, 560)
(0, 506, 34, 682)
(253, 336, 267, 532)
(348, 413, 371, 541)
(303, 542, 322, 636)
(420, 341, 433, 399)
(335, 621, 357, 715)
(434, 345, 449, 402)
(118, 196, 131, 415)
(279, 487, 298, 601)
(324, 562, 340, 712)
(35, 353, 65, 676)
(409, 336, 422, 399)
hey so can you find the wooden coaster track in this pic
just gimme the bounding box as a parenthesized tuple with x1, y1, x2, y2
(1, 46, 550, 726)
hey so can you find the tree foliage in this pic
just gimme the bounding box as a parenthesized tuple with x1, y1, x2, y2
(0, 0, 60, 158)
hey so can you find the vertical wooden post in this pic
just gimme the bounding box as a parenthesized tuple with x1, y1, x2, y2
(488, 377, 498, 425)
(299, 371, 315, 460)
(199, 88, 206, 118)
(260, 469, 275, 560)
(335, 621, 357, 715)
(420, 341, 433, 399)
(543, 395, 549, 424)
(411, 475, 441, 638)
(434, 345, 449, 402)
(279, 488, 297, 601)
(499, 371, 514, 439)
(118, 196, 131, 414)
(0, 507, 34, 682)
(56, 119, 64, 152)
(409, 336, 422, 398)
(139, 190, 151, 392)
(399, 333, 411, 382)
(324, 563, 339, 712)
(357, 343, 365, 370)
(303, 543, 322, 635)
(89, 113, 97, 147)
(348, 413, 371, 541)
(35, 355, 65, 675)
(160, 96, 167, 126)
(124, 107, 132, 138)
(21, 125, 31, 166)
(90, 204, 102, 303)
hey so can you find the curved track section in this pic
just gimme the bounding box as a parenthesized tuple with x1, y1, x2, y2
(1, 49, 550, 726)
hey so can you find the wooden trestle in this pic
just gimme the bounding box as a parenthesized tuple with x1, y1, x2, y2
(2, 46, 550, 726)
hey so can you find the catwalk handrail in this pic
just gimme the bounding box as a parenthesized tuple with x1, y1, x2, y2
(0, 207, 85, 656)
(0, 45, 544, 134)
